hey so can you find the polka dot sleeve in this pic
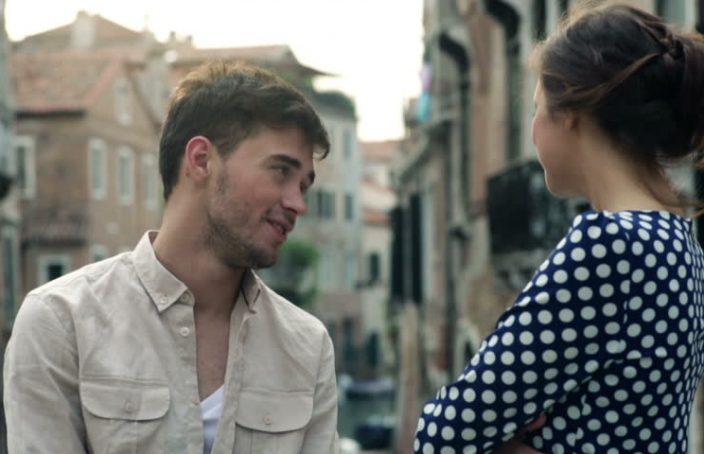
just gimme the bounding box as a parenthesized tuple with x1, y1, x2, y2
(414, 212, 633, 454)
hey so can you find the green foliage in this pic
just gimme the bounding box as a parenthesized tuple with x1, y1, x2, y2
(266, 239, 320, 309)
(279, 239, 319, 269)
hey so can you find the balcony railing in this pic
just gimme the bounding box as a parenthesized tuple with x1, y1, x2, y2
(22, 202, 88, 246)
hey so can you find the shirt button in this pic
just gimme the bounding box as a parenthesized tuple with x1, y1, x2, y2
(180, 294, 192, 303)
(179, 327, 190, 337)
(124, 401, 135, 413)
(160, 296, 168, 304)
(263, 415, 273, 425)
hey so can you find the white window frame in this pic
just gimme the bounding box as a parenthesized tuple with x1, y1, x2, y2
(118, 146, 135, 205)
(142, 153, 158, 210)
(115, 77, 132, 125)
(90, 244, 109, 262)
(88, 138, 107, 200)
(37, 254, 72, 285)
(14, 135, 36, 199)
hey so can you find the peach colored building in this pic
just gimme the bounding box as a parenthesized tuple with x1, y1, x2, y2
(11, 47, 163, 294)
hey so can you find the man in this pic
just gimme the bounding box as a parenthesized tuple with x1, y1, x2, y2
(3, 62, 338, 453)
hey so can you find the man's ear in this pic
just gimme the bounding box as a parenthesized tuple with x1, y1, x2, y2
(563, 111, 580, 131)
(183, 136, 214, 183)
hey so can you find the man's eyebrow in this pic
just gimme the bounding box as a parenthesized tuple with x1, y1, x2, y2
(268, 154, 316, 184)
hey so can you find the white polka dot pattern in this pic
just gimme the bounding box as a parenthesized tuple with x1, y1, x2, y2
(414, 211, 704, 453)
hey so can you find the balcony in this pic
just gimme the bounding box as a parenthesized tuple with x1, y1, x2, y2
(487, 159, 583, 289)
(22, 202, 88, 246)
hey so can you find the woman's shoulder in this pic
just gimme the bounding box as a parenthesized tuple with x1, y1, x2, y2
(549, 209, 692, 266)
(564, 209, 690, 240)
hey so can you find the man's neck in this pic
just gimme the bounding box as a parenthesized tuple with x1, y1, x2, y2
(153, 223, 243, 319)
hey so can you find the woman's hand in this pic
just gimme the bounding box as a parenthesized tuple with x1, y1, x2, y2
(492, 414, 547, 454)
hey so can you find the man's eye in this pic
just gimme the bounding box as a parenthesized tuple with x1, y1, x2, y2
(274, 166, 291, 177)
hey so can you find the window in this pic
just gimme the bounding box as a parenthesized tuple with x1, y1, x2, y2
(345, 194, 354, 221)
(314, 190, 336, 219)
(343, 129, 354, 158)
(657, 0, 685, 23)
(369, 252, 381, 284)
(2, 229, 19, 329)
(0, 122, 12, 174)
(14, 135, 36, 199)
(327, 125, 336, 156)
(90, 245, 109, 262)
(323, 191, 336, 219)
(38, 255, 72, 285)
(307, 190, 338, 219)
(346, 252, 357, 290)
(115, 78, 132, 125)
(142, 154, 158, 210)
(319, 250, 336, 290)
(342, 317, 357, 367)
(533, 0, 547, 40)
(89, 138, 107, 200)
(118, 146, 135, 205)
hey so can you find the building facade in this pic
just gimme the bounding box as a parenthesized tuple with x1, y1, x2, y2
(358, 140, 403, 376)
(10, 13, 167, 293)
(0, 0, 18, 343)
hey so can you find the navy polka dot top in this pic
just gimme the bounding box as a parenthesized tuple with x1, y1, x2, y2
(414, 210, 704, 454)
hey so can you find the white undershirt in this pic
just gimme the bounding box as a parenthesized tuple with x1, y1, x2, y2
(201, 385, 225, 454)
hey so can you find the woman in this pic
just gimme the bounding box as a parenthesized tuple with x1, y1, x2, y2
(414, 4, 704, 453)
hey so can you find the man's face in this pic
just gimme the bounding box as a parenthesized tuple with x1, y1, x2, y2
(205, 127, 315, 269)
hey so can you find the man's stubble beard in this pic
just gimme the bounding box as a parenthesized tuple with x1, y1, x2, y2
(205, 172, 279, 270)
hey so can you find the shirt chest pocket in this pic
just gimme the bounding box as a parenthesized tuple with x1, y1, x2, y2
(80, 378, 170, 454)
(233, 389, 313, 454)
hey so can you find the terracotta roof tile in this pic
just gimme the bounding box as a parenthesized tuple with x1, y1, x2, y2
(169, 45, 331, 77)
(11, 51, 122, 113)
(14, 12, 145, 53)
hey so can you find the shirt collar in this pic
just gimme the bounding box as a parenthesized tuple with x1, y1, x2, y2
(133, 231, 263, 313)
(240, 268, 263, 312)
(133, 231, 190, 313)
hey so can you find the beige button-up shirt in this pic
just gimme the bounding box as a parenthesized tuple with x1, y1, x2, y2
(4, 232, 339, 453)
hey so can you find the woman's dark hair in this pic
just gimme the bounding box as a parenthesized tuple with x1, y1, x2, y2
(532, 3, 704, 165)
(159, 61, 330, 200)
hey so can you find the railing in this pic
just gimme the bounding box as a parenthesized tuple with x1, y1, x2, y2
(22, 202, 88, 246)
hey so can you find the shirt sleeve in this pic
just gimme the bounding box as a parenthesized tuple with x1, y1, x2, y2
(414, 213, 632, 453)
(3, 294, 87, 453)
(300, 330, 340, 454)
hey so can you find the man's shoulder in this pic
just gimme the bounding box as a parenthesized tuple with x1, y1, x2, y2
(28, 252, 132, 302)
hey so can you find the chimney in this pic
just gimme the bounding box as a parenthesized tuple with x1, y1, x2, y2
(71, 11, 96, 49)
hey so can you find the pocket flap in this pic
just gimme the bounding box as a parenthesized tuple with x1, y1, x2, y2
(80, 378, 170, 421)
(236, 389, 313, 433)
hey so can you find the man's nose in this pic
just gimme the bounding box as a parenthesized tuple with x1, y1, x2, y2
(283, 186, 307, 216)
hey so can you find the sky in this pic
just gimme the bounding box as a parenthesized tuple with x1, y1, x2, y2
(5, 0, 425, 141)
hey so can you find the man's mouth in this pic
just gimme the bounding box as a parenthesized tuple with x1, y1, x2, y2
(267, 219, 292, 237)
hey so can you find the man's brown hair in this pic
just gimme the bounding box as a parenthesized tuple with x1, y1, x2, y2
(159, 61, 330, 200)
